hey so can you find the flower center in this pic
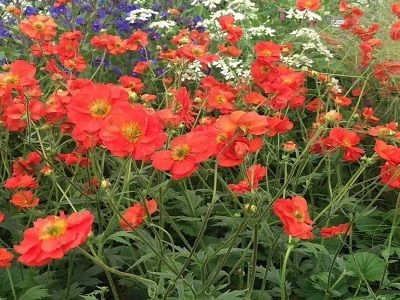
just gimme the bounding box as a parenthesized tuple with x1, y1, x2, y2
(192, 46, 204, 56)
(39, 219, 67, 240)
(263, 50, 272, 57)
(293, 210, 304, 223)
(342, 137, 353, 148)
(88, 99, 112, 118)
(121, 122, 142, 143)
(3, 74, 20, 85)
(171, 144, 190, 160)
(32, 21, 45, 31)
(216, 95, 226, 104)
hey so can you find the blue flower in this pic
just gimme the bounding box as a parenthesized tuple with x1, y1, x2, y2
(24, 6, 40, 16)
(92, 20, 102, 32)
(76, 16, 86, 26)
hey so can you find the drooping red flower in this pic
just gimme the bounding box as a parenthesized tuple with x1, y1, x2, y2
(272, 196, 314, 240)
(217, 136, 263, 167)
(14, 210, 94, 267)
(120, 200, 158, 231)
(19, 15, 57, 41)
(100, 104, 166, 160)
(151, 131, 214, 179)
(265, 115, 294, 137)
(380, 162, 400, 189)
(0, 248, 14, 268)
(10, 191, 40, 209)
(56, 152, 91, 167)
(4, 175, 39, 190)
(324, 127, 365, 161)
(228, 164, 266, 194)
(2, 100, 44, 132)
(0, 212, 5, 223)
(12, 152, 42, 176)
(320, 223, 351, 238)
(392, 2, 400, 17)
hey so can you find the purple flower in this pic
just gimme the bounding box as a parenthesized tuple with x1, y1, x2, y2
(24, 6, 40, 16)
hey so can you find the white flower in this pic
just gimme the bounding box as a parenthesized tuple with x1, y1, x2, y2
(247, 26, 276, 37)
(285, 8, 322, 22)
(290, 28, 334, 59)
(191, 0, 223, 10)
(149, 20, 177, 30)
(180, 61, 206, 82)
(126, 8, 158, 23)
(281, 54, 314, 68)
(212, 57, 250, 81)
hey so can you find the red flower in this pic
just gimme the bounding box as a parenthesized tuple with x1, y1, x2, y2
(334, 95, 352, 107)
(265, 115, 294, 137)
(119, 76, 144, 93)
(320, 223, 351, 238)
(4, 175, 39, 190)
(151, 132, 214, 179)
(0, 212, 5, 223)
(10, 191, 40, 209)
(133, 61, 150, 74)
(19, 15, 57, 41)
(296, 0, 321, 11)
(228, 164, 266, 194)
(14, 210, 94, 267)
(324, 127, 365, 161)
(56, 152, 91, 167)
(244, 92, 267, 105)
(380, 162, 400, 189)
(215, 111, 268, 136)
(0, 60, 37, 95)
(254, 41, 281, 63)
(0, 248, 14, 268)
(2, 100, 44, 132)
(177, 44, 219, 64)
(120, 200, 157, 230)
(12, 152, 42, 176)
(374, 140, 400, 165)
(207, 86, 236, 112)
(272, 196, 314, 240)
(390, 21, 400, 41)
(217, 136, 263, 167)
(306, 98, 325, 112)
(100, 104, 166, 160)
(392, 3, 400, 17)
(67, 83, 130, 134)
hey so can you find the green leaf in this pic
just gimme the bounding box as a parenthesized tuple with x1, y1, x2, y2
(18, 286, 50, 300)
(215, 290, 247, 300)
(346, 252, 386, 282)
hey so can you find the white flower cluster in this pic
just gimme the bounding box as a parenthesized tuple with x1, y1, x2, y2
(227, 0, 257, 14)
(149, 20, 177, 30)
(329, 77, 343, 94)
(180, 61, 206, 82)
(212, 57, 250, 81)
(190, 0, 223, 10)
(246, 26, 276, 37)
(290, 28, 334, 59)
(285, 8, 322, 22)
(126, 8, 158, 23)
(281, 54, 314, 68)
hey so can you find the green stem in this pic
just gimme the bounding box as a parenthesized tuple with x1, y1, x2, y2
(280, 237, 294, 300)
(7, 268, 17, 300)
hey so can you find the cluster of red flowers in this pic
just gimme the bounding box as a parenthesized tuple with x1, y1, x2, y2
(91, 31, 148, 56)
(4, 152, 43, 209)
(273, 196, 351, 240)
(218, 15, 243, 57)
(339, 0, 381, 67)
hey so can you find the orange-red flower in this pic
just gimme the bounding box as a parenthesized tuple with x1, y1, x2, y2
(374, 140, 400, 165)
(14, 210, 94, 267)
(19, 15, 57, 41)
(4, 175, 39, 190)
(324, 127, 365, 161)
(100, 104, 166, 160)
(391, 21, 400, 41)
(215, 111, 268, 136)
(320, 223, 351, 238)
(392, 2, 400, 17)
(151, 131, 214, 179)
(272, 196, 314, 240)
(228, 164, 266, 194)
(10, 191, 40, 209)
(254, 41, 281, 64)
(0, 212, 5, 223)
(265, 115, 293, 137)
(296, 0, 321, 11)
(0, 248, 14, 268)
(2, 100, 44, 132)
(12, 152, 42, 176)
(120, 200, 157, 231)
(217, 136, 263, 167)
(119, 76, 144, 94)
(380, 162, 400, 189)
(67, 83, 130, 134)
